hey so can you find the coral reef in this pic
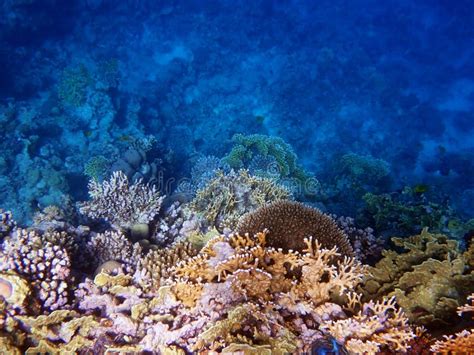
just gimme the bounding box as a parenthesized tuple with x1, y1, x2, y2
(237, 200, 354, 257)
(189, 169, 292, 232)
(359, 229, 474, 327)
(79, 171, 164, 231)
(337, 152, 391, 186)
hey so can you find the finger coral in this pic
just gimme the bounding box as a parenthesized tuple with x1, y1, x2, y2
(189, 169, 291, 232)
(0, 228, 72, 312)
(359, 228, 474, 327)
(320, 296, 415, 353)
(79, 171, 164, 230)
(237, 200, 354, 256)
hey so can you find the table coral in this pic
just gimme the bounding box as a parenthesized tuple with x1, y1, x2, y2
(189, 169, 291, 232)
(360, 228, 474, 326)
(237, 200, 354, 257)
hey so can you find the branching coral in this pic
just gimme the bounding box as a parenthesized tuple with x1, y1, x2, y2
(167, 231, 414, 353)
(237, 200, 354, 257)
(321, 296, 415, 353)
(79, 171, 164, 230)
(359, 228, 474, 326)
(189, 169, 291, 232)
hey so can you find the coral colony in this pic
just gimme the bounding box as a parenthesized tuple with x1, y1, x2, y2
(1, 1, 474, 354)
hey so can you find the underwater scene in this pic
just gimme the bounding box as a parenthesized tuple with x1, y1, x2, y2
(0, 0, 473, 353)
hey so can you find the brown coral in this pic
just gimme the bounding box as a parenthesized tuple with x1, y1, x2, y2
(236, 200, 354, 257)
(359, 228, 474, 327)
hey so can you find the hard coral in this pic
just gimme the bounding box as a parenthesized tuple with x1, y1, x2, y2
(223, 134, 316, 197)
(79, 171, 164, 230)
(237, 200, 354, 256)
(360, 228, 474, 327)
(189, 169, 291, 232)
(0, 228, 72, 312)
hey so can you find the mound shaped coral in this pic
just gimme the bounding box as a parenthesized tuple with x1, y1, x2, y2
(237, 200, 354, 257)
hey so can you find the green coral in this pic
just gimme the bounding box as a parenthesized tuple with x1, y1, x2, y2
(58, 64, 92, 108)
(84, 155, 110, 181)
(338, 153, 390, 185)
(223, 134, 315, 196)
(360, 187, 462, 237)
(360, 229, 474, 327)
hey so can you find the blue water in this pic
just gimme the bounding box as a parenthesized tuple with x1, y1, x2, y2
(1, 0, 473, 234)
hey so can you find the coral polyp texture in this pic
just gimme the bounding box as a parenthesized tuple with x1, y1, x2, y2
(237, 200, 354, 257)
(79, 171, 164, 230)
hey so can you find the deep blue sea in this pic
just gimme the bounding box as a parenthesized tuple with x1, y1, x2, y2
(1, 0, 473, 235)
(1, 1, 474, 353)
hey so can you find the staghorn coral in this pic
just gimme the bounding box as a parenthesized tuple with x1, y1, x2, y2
(0, 228, 72, 313)
(320, 296, 415, 353)
(189, 169, 291, 232)
(79, 171, 164, 230)
(133, 241, 198, 292)
(237, 200, 354, 257)
(359, 228, 474, 326)
(86, 230, 142, 274)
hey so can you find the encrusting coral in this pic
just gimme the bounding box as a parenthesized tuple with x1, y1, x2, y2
(237, 200, 354, 257)
(189, 169, 292, 232)
(359, 228, 474, 327)
(79, 170, 164, 230)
